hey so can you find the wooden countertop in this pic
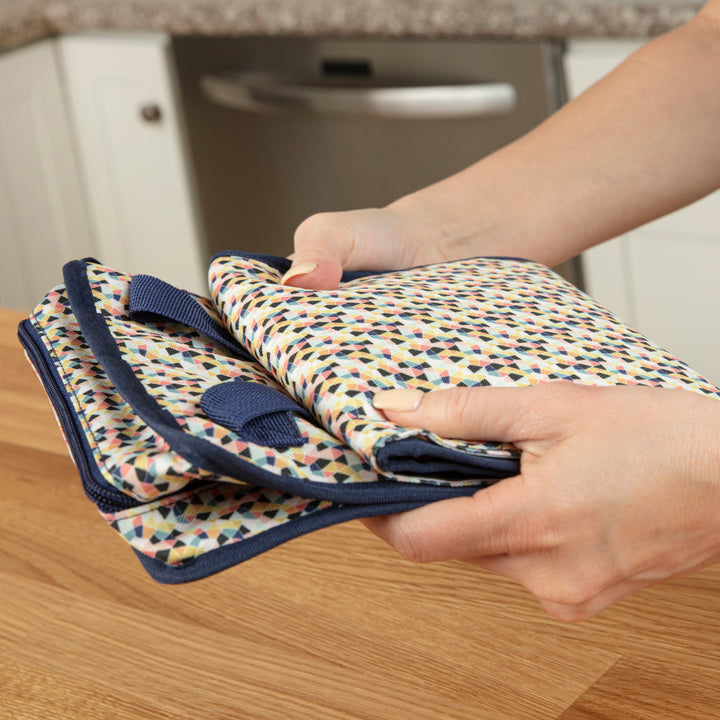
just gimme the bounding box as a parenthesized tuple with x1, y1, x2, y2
(2, 306, 719, 719)
(0, 0, 705, 54)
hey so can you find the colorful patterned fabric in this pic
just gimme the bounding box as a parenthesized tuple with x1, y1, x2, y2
(21, 268, 337, 573)
(19, 260, 487, 582)
(210, 253, 720, 476)
(20, 254, 720, 582)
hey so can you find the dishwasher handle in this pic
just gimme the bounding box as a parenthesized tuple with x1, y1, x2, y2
(201, 72, 518, 119)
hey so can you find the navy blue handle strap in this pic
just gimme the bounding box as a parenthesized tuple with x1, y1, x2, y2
(128, 273, 253, 361)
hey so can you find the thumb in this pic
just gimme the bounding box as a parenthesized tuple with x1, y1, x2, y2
(372, 383, 576, 446)
(362, 476, 533, 562)
(281, 211, 347, 289)
(282, 208, 411, 290)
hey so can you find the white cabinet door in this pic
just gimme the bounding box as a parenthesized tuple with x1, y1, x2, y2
(565, 40, 720, 385)
(59, 34, 207, 294)
(0, 40, 94, 311)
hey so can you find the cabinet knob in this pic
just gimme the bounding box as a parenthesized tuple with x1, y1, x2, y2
(140, 104, 163, 123)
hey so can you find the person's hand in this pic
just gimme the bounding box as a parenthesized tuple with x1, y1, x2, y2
(281, 207, 416, 289)
(282, 202, 460, 290)
(368, 382, 720, 621)
(282, 189, 499, 289)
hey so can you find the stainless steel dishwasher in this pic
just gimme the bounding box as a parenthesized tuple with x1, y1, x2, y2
(172, 36, 568, 271)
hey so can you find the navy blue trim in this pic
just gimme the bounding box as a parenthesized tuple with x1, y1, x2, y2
(62, 260, 487, 505)
(128, 274, 253, 361)
(377, 438, 518, 478)
(17, 319, 140, 512)
(133, 497, 430, 584)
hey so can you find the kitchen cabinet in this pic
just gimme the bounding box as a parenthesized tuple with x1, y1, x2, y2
(0, 41, 93, 311)
(565, 40, 720, 385)
(0, 34, 206, 311)
(58, 34, 207, 295)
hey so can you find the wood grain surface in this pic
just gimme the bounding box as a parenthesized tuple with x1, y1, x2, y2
(2, 308, 719, 719)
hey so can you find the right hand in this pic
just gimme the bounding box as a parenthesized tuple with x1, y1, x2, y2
(368, 382, 720, 621)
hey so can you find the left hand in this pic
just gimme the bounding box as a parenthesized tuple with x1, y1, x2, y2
(368, 382, 720, 621)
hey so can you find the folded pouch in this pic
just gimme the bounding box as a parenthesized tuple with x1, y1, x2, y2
(19, 259, 488, 583)
(210, 252, 720, 479)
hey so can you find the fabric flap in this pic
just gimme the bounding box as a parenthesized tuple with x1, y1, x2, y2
(200, 380, 310, 448)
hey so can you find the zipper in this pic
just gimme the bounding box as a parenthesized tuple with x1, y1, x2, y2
(18, 320, 138, 513)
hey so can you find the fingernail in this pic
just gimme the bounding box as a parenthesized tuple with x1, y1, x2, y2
(280, 262, 317, 285)
(373, 389, 424, 413)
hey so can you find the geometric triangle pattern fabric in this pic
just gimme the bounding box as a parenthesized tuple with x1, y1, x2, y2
(22, 255, 720, 582)
(22, 260, 497, 579)
(210, 254, 720, 476)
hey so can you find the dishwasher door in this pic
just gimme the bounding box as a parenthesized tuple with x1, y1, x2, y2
(173, 37, 564, 259)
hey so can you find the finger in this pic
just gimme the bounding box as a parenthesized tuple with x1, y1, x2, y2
(360, 476, 547, 562)
(280, 256, 343, 290)
(284, 208, 410, 289)
(372, 383, 582, 446)
(470, 553, 648, 621)
(366, 505, 647, 621)
(538, 579, 647, 622)
(282, 211, 368, 289)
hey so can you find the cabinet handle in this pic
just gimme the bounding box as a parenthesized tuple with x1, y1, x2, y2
(140, 104, 163, 123)
(201, 73, 517, 119)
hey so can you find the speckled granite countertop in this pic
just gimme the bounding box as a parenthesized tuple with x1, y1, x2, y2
(0, 0, 706, 53)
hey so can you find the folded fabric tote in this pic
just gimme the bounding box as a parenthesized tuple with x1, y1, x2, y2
(19, 253, 720, 582)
